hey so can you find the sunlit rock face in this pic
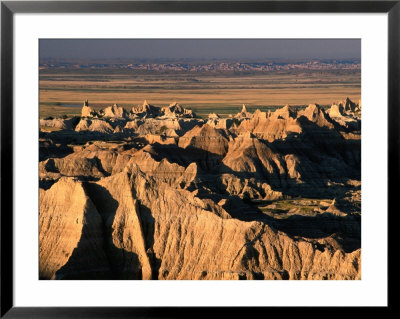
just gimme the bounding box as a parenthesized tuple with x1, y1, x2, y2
(39, 99, 361, 280)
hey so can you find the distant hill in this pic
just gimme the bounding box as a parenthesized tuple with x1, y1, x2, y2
(39, 59, 361, 74)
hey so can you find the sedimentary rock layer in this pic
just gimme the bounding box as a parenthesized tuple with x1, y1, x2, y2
(39, 99, 361, 280)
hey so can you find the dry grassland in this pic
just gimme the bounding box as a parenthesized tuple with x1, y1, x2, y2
(39, 70, 360, 118)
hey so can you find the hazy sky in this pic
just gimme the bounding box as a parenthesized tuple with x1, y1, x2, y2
(40, 39, 361, 62)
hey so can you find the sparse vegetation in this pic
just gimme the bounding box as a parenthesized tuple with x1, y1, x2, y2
(39, 69, 360, 118)
(159, 125, 167, 135)
(257, 198, 333, 218)
(39, 125, 62, 132)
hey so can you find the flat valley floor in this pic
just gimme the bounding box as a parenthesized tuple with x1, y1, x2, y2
(39, 68, 360, 118)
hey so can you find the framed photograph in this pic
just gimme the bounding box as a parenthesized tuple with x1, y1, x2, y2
(1, 0, 395, 316)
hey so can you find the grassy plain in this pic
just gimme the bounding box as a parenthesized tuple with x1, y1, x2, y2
(257, 198, 332, 218)
(39, 69, 361, 118)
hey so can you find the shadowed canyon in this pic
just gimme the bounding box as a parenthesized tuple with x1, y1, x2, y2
(39, 98, 361, 280)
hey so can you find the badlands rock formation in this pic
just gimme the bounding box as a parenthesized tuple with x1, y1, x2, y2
(39, 99, 361, 280)
(80, 100, 196, 120)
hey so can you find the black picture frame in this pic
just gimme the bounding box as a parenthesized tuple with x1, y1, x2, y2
(1, 0, 396, 317)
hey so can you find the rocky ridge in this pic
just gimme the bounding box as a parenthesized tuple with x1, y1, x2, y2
(39, 98, 361, 280)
